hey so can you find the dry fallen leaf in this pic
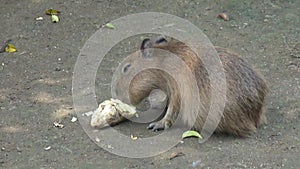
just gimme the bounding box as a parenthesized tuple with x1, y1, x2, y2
(130, 134, 138, 140)
(46, 9, 60, 15)
(217, 13, 229, 21)
(169, 152, 185, 160)
(53, 122, 64, 128)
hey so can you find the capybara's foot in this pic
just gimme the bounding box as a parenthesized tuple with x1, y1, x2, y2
(147, 119, 171, 132)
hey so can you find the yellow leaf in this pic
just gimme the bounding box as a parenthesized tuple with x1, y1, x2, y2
(130, 134, 138, 140)
(5, 44, 17, 53)
(105, 23, 115, 29)
(46, 9, 60, 15)
(182, 130, 202, 139)
(51, 15, 59, 23)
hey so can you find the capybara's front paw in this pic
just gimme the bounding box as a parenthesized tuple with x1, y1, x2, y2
(147, 119, 171, 132)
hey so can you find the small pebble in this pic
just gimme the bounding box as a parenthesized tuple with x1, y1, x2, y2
(95, 137, 100, 142)
(44, 146, 51, 151)
(35, 17, 43, 21)
(83, 111, 94, 117)
(55, 67, 61, 71)
(53, 122, 64, 128)
(16, 146, 22, 152)
(71, 116, 77, 122)
(192, 160, 201, 167)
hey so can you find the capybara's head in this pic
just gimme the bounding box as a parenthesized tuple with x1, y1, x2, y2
(112, 37, 169, 105)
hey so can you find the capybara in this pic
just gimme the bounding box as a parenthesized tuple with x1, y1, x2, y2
(113, 37, 268, 137)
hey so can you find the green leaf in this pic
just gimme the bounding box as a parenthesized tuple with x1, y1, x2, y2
(105, 22, 115, 29)
(51, 15, 59, 23)
(182, 130, 202, 139)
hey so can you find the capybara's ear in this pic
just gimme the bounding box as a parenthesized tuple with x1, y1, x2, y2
(155, 36, 167, 45)
(140, 38, 153, 58)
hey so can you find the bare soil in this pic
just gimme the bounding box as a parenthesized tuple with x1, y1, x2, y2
(0, 0, 299, 168)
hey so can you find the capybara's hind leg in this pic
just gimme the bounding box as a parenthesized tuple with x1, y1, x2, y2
(257, 104, 267, 127)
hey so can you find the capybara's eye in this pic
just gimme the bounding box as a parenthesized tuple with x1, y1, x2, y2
(122, 63, 131, 74)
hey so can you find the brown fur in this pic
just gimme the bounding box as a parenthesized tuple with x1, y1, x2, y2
(114, 40, 268, 137)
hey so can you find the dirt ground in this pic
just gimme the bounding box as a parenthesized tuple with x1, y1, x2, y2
(0, 0, 299, 168)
